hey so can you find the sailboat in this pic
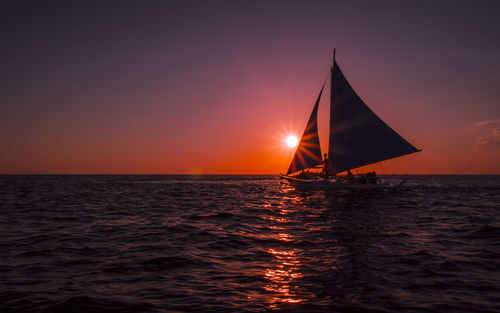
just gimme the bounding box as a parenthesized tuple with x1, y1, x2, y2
(282, 50, 421, 189)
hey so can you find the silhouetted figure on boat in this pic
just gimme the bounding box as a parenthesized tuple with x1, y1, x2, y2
(322, 153, 330, 176)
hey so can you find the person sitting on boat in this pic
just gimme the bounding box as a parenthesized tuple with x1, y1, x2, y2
(322, 153, 330, 176)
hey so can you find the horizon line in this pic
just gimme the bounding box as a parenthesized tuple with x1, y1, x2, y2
(1, 173, 499, 176)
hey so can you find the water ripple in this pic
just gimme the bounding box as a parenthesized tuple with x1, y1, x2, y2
(0, 175, 499, 312)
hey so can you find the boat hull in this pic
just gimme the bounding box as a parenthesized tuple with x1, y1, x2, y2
(281, 175, 405, 190)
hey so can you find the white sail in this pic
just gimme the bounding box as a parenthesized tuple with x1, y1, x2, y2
(328, 61, 420, 174)
(287, 86, 324, 175)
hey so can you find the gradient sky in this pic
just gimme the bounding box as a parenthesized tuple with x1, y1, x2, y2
(1, 0, 499, 174)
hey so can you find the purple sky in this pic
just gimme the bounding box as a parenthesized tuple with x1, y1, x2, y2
(1, 0, 500, 173)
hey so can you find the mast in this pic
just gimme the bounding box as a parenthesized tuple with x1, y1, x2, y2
(328, 49, 336, 170)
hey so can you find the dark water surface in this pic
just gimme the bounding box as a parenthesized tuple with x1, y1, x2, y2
(1, 175, 499, 312)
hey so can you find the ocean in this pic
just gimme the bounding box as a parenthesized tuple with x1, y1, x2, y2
(0, 175, 499, 313)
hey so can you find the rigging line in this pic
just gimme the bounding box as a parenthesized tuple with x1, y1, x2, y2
(316, 56, 333, 91)
(313, 54, 333, 97)
(323, 67, 330, 86)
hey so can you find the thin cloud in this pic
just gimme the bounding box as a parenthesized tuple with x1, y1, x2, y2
(467, 118, 500, 130)
(474, 122, 500, 151)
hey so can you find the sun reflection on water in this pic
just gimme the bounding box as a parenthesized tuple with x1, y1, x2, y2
(264, 248, 304, 308)
(263, 196, 305, 309)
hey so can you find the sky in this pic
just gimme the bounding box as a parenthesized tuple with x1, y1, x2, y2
(1, 0, 499, 174)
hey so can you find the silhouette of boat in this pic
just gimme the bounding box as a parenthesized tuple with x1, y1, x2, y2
(282, 50, 420, 189)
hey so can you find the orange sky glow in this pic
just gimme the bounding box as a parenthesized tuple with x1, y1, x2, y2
(1, 1, 499, 174)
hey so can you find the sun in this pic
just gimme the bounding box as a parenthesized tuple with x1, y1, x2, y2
(285, 135, 299, 148)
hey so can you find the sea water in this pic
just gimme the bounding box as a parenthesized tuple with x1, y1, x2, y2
(0, 175, 499, 312)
